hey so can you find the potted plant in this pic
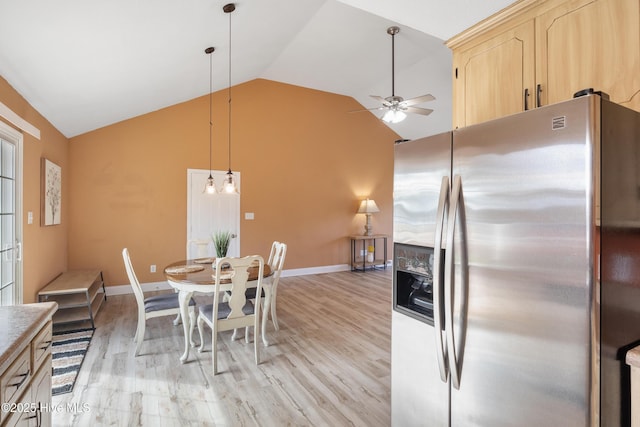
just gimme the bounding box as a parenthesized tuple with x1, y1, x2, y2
(211, 230, 232, 258)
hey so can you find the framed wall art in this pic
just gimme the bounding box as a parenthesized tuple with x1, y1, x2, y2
(41, 158, 61, 226)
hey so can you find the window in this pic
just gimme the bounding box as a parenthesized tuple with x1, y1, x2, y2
(0, 123, 22, 306)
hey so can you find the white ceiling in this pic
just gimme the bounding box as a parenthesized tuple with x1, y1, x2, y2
(0, 0, 513, 140)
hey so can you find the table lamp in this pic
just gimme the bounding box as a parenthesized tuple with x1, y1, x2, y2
(358, 198, 380, 236)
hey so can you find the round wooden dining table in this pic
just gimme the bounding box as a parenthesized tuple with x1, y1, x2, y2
(164, 258, 273, 363)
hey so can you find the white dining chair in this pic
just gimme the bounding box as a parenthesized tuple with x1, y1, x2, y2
(122, 248, 196, 356)
(223, 242, 286, 339)
(258, 241, 287, 330)
(197, 255, 264, 375)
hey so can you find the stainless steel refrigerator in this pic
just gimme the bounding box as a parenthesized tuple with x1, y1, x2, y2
(392, 94, 640, 426)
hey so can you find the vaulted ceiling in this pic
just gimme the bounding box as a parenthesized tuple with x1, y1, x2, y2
(0, 0, 513, 140)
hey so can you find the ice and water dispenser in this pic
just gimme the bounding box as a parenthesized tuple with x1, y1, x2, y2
(393, 243, 441, 325)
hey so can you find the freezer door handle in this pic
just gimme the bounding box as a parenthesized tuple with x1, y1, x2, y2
(444, 175, 468, 390)
(433, 176, 449, 382)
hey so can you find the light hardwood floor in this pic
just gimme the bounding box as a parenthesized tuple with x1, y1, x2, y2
(51, 269, 392, 426)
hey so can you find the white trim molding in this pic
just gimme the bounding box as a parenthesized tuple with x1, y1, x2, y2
(0, 101, 40, 140)
(280, 264, 351, 277)
(105, 281, 172, 296)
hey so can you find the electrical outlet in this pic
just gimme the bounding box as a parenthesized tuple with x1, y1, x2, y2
(150, 264, 156, 273)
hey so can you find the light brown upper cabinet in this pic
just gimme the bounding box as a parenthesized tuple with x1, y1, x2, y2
(447, 0, 640, 128)
(451, 21, 535, 128)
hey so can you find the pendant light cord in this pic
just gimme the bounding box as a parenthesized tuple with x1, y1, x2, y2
(227, 7, 233, 173)
(209, 50, 214, 176)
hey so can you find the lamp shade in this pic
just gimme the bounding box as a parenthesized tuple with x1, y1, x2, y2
(358, 199, 380, 214)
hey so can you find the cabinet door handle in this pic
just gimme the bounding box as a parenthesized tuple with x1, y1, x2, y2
(9, 369, 30, 388)
(40, 340, 52, 351)
(524, 88, 530, 110)
(536, 84, 542, 108)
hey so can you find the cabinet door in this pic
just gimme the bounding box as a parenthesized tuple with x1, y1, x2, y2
(31, 356, 52, 427)
(536, 0, 640, 111)
(452, 21, 535, 128)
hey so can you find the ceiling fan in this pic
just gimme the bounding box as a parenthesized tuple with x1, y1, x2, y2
(352, 26, 435, 124)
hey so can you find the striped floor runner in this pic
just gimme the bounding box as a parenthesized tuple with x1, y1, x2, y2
(51, 328, 94, 396)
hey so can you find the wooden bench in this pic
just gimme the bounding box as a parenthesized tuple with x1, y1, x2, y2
(38, 269, 106, 329)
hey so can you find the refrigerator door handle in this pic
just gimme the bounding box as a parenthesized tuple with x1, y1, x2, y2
(433, 176, 449, 382)
(445, 174, 468, 390)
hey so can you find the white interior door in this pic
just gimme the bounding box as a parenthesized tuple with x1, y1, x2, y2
(187, 169, 240, 259)
(0, 123, 22, 306)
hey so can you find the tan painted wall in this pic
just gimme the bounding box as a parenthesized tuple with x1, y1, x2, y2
(0, 76, 69, 303)
(68, 79, 398, 287)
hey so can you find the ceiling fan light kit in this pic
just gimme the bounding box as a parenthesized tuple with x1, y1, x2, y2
(382, 109, 406, 124)
(350, 25, 435, 123)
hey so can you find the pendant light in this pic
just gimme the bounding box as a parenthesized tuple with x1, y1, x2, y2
(222, 3, 239, 194)
(204, 46, 217, 195)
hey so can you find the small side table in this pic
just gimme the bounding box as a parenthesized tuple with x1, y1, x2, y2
(349, 234, 388, 272)
(38, 269, 106, 329)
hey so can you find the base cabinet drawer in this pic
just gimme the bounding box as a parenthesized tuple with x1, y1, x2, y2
(1, 305, 55, 427)
(31, 322, 52, 375)
(1, 356, 52, 427)
(2, 404, 36, 427)
(0, 346, 31, 413)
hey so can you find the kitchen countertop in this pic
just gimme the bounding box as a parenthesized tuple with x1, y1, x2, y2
(0, 302, 58, 374)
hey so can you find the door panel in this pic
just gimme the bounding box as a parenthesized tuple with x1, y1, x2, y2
(393, 133, 452, 426)
(450, 98, 595, 426)
(392, 311, 449, 427)
(393, 133, 452, 248)
(187, 169, 240, 259)
(453, 21, 535, 128)
(536, 0, 640, 111)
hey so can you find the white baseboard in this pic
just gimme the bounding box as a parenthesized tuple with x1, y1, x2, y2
(105, 281, 173, 296)
(280, 264, 351, 277)
(104, 264, 358, 296)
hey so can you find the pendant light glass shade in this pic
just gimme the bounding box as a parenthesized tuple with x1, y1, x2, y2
(204, 46, 217, 195)
(223, 3, 239, 195)
(205, 175, 217, 194)
(222, 169, 238, 194)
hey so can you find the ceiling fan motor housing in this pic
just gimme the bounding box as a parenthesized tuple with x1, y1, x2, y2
(385, 95, 405, 106)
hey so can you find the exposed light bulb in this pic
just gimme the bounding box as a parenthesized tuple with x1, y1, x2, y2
(205, 175, 217, 194)
(223, 170, 237, 194)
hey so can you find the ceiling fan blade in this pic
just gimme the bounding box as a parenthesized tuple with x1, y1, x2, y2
(402, 94, 435, 107)
(349, 106, 386, 113)
(369, 95, 391, 105)
(405, 106, 434, 116)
